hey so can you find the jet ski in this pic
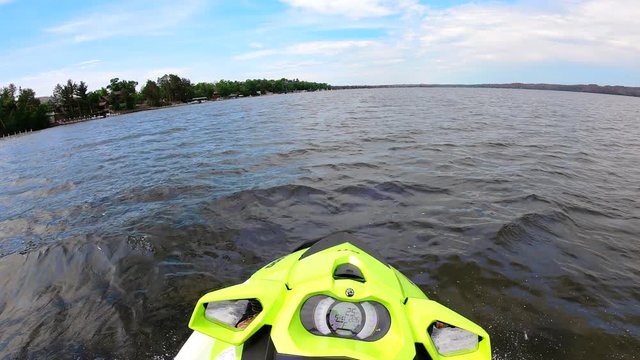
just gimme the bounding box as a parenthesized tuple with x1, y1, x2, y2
(176, 233, 491, 359)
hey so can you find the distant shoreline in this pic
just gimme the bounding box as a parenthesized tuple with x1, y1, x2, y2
(1, 77, 331, 138)
(2, 83, 638, 140)
(0, 93, 287, 139)
(331, 83, 640, 98)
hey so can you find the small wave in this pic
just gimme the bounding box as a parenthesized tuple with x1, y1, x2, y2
(336, 185, 394, 201)
(220, 149, 240, 155)
(311, 162, 381, 171)
(221, 184, 327, 209)
(115, 184, 213, 204)
(463, 177, 512, 185)
(493, 211, 576, 248)
(361, 136, 393, 143)
(374, 181, 450, 195)
(530, 167, 577, 179)
(485, 142, 513, 148)
(495, 193, 554, 205)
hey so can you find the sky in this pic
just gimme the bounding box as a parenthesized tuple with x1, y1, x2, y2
(0, 0, 639, 96)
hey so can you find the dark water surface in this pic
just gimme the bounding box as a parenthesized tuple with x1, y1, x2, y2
(1, 88, 639, 359)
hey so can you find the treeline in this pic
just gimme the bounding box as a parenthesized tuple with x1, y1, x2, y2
(0, 76, 330, 135)
(48, 75, 330, 121)
(474, 83, 640, 97)
(140, 76, 332, 105)
(1, 84, 50, 135)
(332, 83, 640, 98)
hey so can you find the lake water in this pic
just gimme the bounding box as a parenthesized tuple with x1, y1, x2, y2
(0, 88, 639, 359)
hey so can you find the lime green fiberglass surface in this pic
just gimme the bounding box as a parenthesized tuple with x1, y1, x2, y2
(189, 241, 491, 359)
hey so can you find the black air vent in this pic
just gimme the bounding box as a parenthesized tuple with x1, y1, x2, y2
(333, 264, 365, 282)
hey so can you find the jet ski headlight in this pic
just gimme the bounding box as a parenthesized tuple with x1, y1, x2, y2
(300, 295, 391, 341)
(204, 299, 262, 329)
(429, 321, 479, 355)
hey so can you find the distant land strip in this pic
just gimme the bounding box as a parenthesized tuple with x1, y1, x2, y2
(332, 83, 640, 98)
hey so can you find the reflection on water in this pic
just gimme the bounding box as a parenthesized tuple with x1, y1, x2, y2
(1, 89, 639, 359)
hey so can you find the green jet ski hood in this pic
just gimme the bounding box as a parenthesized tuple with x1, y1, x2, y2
(188, 232, 491, 359)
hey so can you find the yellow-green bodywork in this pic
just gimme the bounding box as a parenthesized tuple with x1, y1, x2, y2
(189, 239, 491, 359)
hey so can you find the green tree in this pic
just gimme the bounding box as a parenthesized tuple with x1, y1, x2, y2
(0, 85, 17, 132)
(75, 81, 89, 114)
(215, 79, 236, 97)
(17, 88, 49, 130)
(141, 80, 161, 106)
(193, 82, 216, 98)
(243, 79, 259, 96)
(215, 80, 228, 97)
(157, 74, 194, 103)
(107, 78, 138, 110)
(50, 79, 99, 118)
(0, 84, 49, 134)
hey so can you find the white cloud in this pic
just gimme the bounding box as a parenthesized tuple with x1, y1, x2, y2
(74, 59, 102, 68)
(230, 0, 640, 86)
(288, 40, 376, 54)
(0, 0, 14, 4)
(373, 58, 405, 65)
(6, 0, 640, 93)
(235, 40, 376, 60)
(419, 0, 640, 66)
(280, 0, 393, 18)
(265, 60, 324, 72)
(46, 0, 203, 42)
(235, 49, 280, 61)
(280, 0, 425, 19)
